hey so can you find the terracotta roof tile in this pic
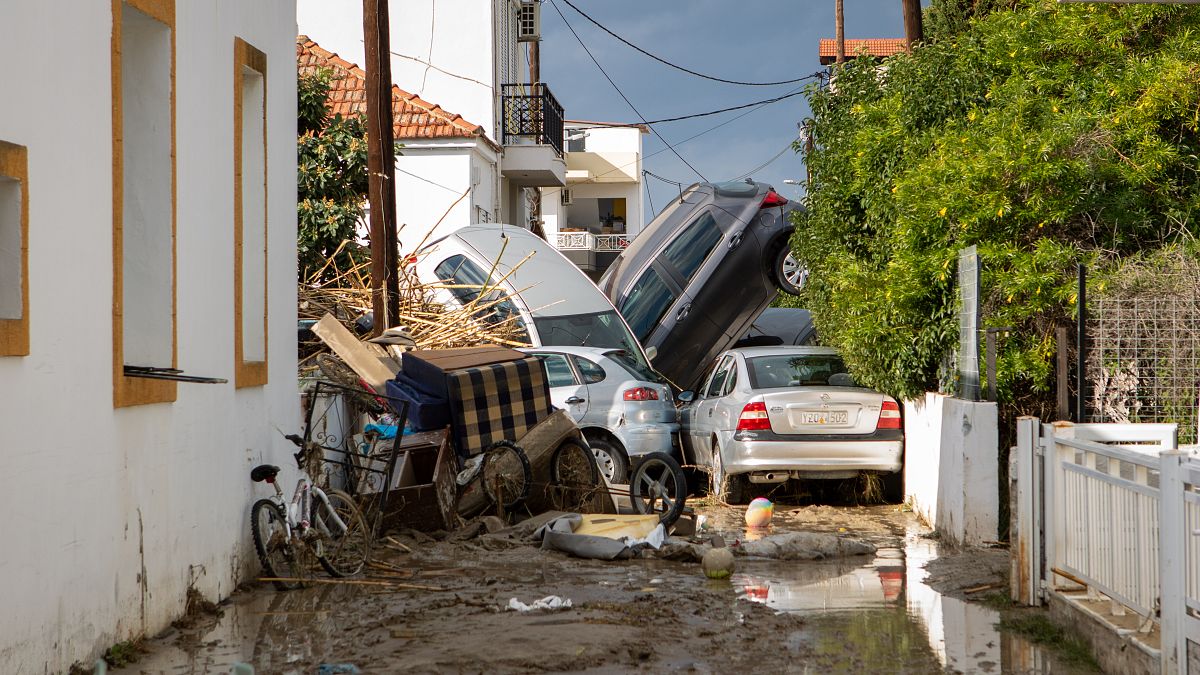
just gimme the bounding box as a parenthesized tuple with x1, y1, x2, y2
(818, 38, 908, 64)
(297, 35, 499, 150)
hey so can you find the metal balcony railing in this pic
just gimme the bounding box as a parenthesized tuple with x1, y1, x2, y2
(554, 232, 630, 251)
(501, 83, 564, 156)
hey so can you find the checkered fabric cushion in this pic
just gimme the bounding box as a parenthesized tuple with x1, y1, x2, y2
(447, 356, 553, 459)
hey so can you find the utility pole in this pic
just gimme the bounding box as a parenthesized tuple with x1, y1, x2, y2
(363, 0, 400, 332)
(527, 32, 546, 239)
(835, 0, 845, 64)
(902, 0, 923, 51)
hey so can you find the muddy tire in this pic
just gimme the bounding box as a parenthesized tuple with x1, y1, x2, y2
(550, 439, 602, 511)
(710, 444, 747, 505)
(312, 489, 370, 578)
(482, 440, 532, 510)
(630, 452, 687, 526)
(251, 499, 301, 591)
(585, 436, 628, 484)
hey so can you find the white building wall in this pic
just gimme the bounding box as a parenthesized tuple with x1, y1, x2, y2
(297, 0, 502, 138)
(0, 3, 298, 672)
(396, 146, 479, 253)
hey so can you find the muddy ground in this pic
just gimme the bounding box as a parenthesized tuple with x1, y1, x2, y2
(112, 503, 1059, 675)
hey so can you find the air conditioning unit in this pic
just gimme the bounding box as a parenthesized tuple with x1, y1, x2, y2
(560, 189, 573, 206)
(517, 1, 540, 42)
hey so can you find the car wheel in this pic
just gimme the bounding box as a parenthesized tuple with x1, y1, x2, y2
(586, 437, 629, 484)
(773, 244, 807, 295)
(710, 442, 746, 505)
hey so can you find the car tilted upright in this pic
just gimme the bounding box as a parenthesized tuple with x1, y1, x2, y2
(679, 346, 903, 504)
(598, 180, 804, 393)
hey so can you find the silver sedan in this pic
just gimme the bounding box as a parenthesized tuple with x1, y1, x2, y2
(679, 346, 903, 504)
(520, 346, 679, 483)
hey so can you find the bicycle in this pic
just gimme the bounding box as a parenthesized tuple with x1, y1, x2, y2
(249, 437, 372, 590)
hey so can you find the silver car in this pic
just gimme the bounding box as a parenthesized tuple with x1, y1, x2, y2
(520, 346, 678, 483)
(679, 346, 903, 504)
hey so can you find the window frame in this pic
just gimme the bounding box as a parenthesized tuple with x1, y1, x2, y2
(0, 141, 28, 357)
(571, 355, 606, 384)
(530, 352, 580, 388)
(233, 37, 269, 388)
(111, 0, 177, 407)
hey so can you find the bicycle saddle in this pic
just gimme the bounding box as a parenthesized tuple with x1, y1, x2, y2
(250, 464, 281, 483)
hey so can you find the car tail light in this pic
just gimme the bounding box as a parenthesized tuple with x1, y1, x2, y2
(623, 387, 659, 401)
(760, 190, 788, 209)
(877, 400, 901, 429)
(736, 401, 771, 431)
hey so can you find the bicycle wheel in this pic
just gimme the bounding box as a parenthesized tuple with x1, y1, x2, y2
(481, 440, 531, 510)
(315, 353, 388, 416)
(251, 499, 302, 591)
(629, 452, 687, 527)
(550, 439, 601, 511)
(311, 489, 370, 577)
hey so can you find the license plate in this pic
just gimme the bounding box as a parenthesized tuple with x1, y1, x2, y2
(797, 411, 848, 425)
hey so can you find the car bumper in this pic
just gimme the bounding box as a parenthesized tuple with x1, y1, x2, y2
(722, 436, 903, 475)
(616, 423, 680, 458)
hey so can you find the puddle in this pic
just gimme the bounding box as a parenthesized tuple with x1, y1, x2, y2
(726, 528, 1087, 674)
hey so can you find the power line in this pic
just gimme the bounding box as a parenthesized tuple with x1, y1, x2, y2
(731, 137, 801, 181)
(642, 91, 809, 125)
(560, 0, 819, 87)
(395, 166, 460, 194)
(548, 0, 707, 181)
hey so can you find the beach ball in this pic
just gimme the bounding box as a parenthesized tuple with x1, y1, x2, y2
(744, 497, 774, 528)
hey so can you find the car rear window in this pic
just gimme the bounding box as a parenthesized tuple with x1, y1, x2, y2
(532, 310, 649, 370)
(746, 354, 850, 389)
(661, 212, 722, 283)
(618, 267, 677, 342)
(434, 254, 529, 341)
(606, 350, 665, 384)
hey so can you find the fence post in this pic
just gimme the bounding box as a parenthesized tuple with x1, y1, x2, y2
(1013, 416, 1042, 605)
(1044, 421, 1074, 596)
(1159, 451, 1186, 675)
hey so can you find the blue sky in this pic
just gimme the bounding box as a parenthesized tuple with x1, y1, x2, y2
(539, 0, 918, 216)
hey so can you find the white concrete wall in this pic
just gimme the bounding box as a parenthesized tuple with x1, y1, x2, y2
(904, 393, 999, 546)
(298, 0, 501, 137)
(0, 2, 298, 672)
(395, 141, 500, 254)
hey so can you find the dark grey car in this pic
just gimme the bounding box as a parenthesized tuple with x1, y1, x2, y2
(598, 180, 803, 393)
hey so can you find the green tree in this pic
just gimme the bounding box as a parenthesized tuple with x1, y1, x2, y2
(297, 69, 369, 281)
(791, 1, 1200, 405)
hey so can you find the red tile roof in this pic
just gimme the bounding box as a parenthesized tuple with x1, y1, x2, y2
(818, 38, 908, 64)
(297, 36, 499, 150)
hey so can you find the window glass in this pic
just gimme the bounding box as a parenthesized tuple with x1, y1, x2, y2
(572, 356, 606, 384)
(705, 356, 733, 398)
(721, 362, 738, 396)
(434, 254, 529, 341)
(606, 350, 666, 384)
(533, 310, 646, 371)
(747, 354, 849, 389)
(618, 267, 677, 342)
(532, 353, 578, 388)
(661, 211, 721, 283)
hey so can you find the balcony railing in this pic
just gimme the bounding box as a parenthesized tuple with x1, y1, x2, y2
(501, 83, 564, 156)
(554, 232, 630, 251)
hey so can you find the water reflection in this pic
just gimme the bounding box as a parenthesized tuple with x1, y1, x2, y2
(732, 533, 1078, 674)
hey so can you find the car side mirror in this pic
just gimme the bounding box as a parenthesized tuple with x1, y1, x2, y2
(677, 390, 695, 403)
(644, 346, 658, 361)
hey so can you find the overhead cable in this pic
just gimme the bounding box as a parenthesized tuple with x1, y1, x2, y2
(641, 91, 810, 124)
(560, 0, 820, 87)
(731, 137, 801, 181)
(549, 0, 708, 181)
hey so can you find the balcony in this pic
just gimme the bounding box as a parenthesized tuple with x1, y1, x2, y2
(553, 231, 629, 279)
(501, 83, 566, 187)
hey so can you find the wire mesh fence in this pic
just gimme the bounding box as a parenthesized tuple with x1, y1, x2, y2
(1085, 294, 1200, 445)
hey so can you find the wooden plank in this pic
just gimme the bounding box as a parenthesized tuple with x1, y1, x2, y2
(311, 313, 398, 393)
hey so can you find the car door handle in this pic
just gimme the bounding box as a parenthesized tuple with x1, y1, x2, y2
(728, 231, 743, 249)
(566, 396, 585, 404)
(676, 303, 691, 321)
(708, 408, 713, 417)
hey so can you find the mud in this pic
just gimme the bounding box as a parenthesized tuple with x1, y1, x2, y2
(115, 504, 1084, 674)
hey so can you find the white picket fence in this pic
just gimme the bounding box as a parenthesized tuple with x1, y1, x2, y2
(1014, 417, 1200, 673)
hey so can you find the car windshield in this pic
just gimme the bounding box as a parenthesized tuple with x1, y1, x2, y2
(746, 354, 850, 389)
(434, 254, 529, 342)
(606, 350, 666, 384)
(533, 311, 650, 370)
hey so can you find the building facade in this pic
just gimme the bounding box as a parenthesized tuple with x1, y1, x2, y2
(0, 2, 299, 671)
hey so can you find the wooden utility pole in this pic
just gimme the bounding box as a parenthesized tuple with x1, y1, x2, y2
(902, 0, 923, 51)
(529, 39, 540, 86)
(527, 38, 546, 239)
(835, 0, 845, 64)
(363, 0, 400, 332)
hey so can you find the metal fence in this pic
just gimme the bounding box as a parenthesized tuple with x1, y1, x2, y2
(1086, 294, 1200, 444)
(500, 82, 564, 156)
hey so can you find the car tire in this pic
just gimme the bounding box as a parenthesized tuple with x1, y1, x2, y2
(586, 436, 629, 484)
(710, 442, 746, 505)
(772, 242, 807, 296)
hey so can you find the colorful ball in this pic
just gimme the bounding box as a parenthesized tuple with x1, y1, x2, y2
(744, 497, 774, 528)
